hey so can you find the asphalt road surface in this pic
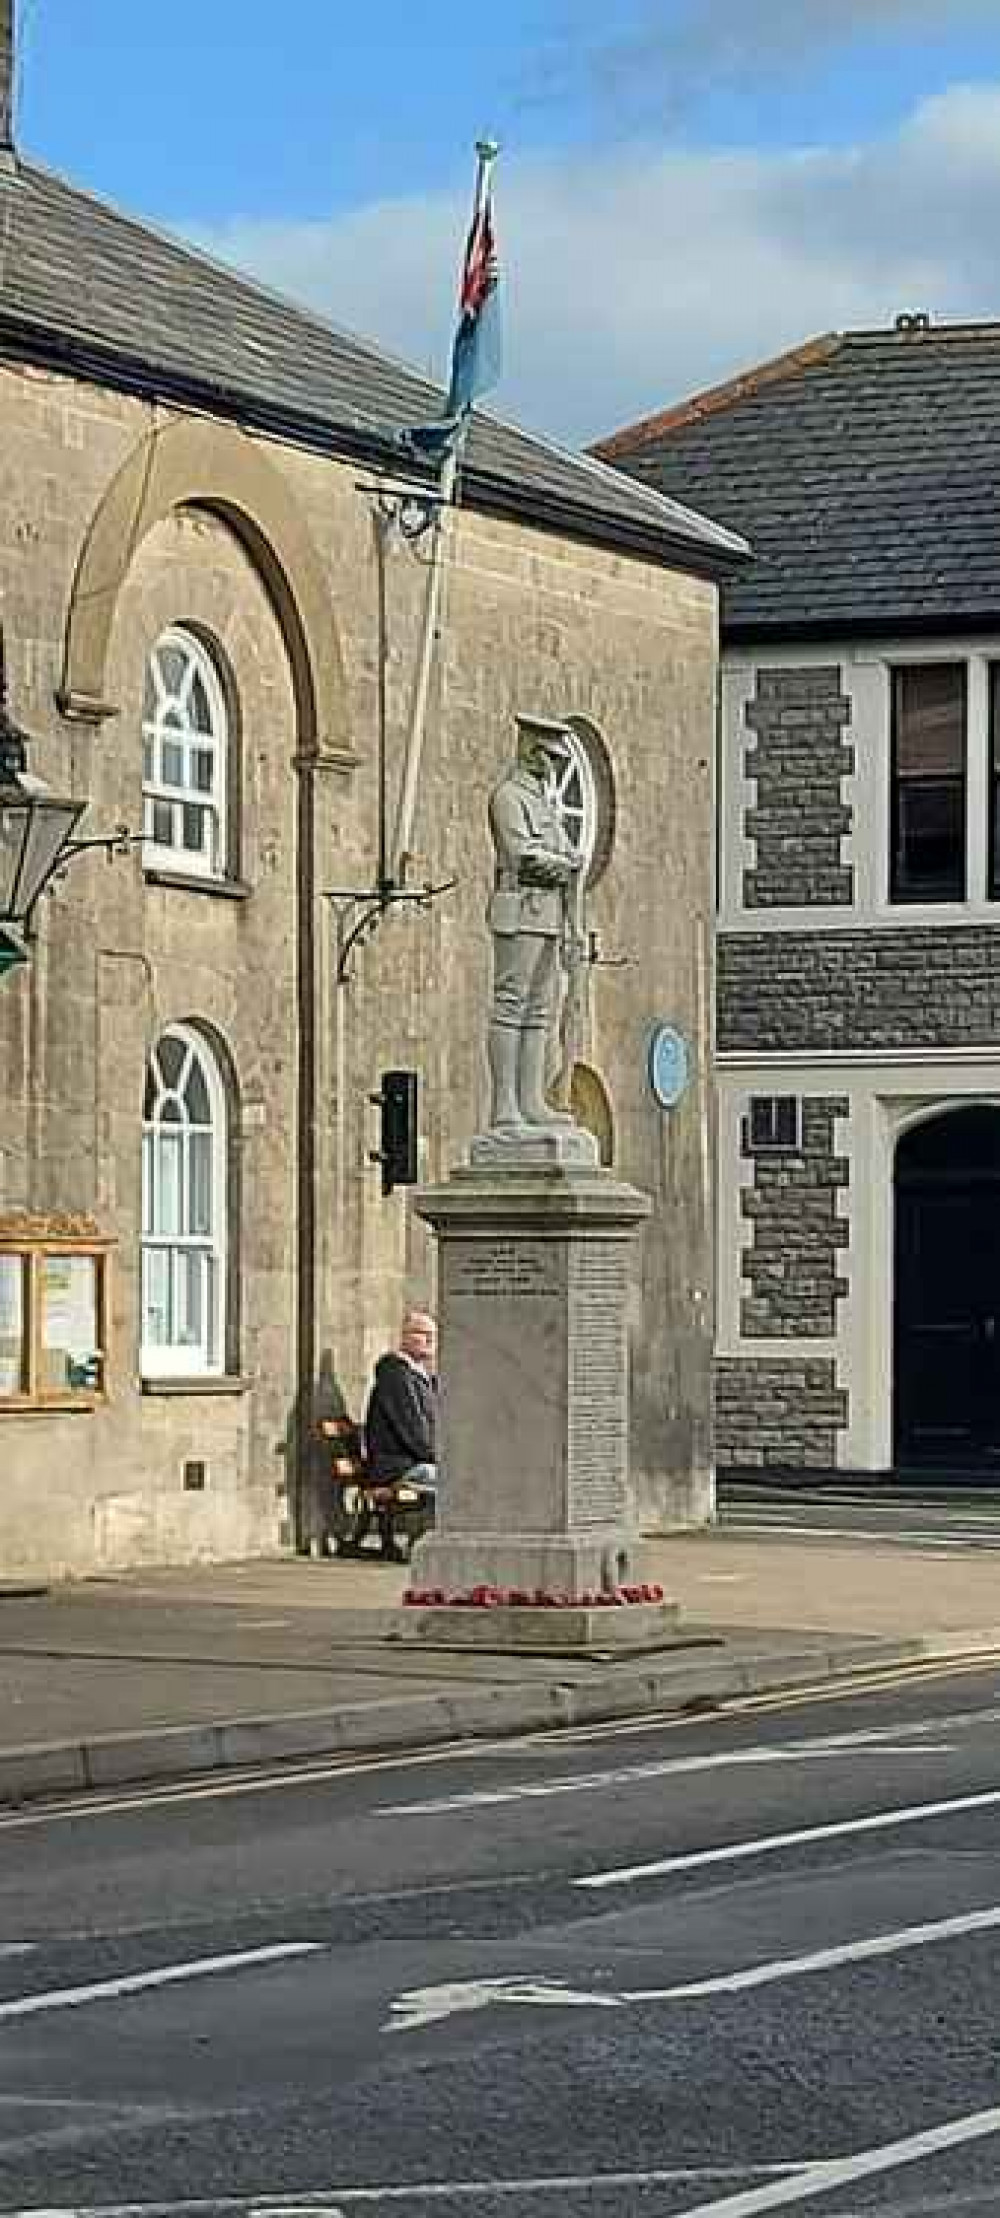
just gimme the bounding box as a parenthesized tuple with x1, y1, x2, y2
(720, 1486, 1000, 1548)
(3, 1662, 1000, 2214)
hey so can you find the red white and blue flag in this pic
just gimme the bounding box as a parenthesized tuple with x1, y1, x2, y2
(445, 175, 501, 418)
(400, 143, 501, 466)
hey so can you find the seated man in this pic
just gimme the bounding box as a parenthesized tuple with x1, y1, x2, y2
(364, 1310, 438, 1495)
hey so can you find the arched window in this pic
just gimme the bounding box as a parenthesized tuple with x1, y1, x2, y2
(141, 1025, 226, 1375)
(142, 627, 228, 878)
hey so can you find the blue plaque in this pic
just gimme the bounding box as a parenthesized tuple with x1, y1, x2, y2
(648, 1025, 690, 1110)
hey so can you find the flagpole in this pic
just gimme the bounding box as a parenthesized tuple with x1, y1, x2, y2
(389, 138, 499, 884)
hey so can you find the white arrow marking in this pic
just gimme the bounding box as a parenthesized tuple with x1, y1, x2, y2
(380, 1725, 954, 1818)
(0, 1942, 320, 2025)
(388, 1898, 1000, 2030)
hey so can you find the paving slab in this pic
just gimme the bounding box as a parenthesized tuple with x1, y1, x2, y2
(1, 1528, 999, 1807)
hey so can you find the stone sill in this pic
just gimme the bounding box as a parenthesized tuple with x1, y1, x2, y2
(140, 1376, 253, 1397)
(0, 1396, 102, 1417)
(143, 870, 253, 902)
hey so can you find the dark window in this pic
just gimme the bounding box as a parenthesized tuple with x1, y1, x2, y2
(989, 666, 1000, 900)
(748, 1096, 800, 1151)
(891, 664, 966, 903)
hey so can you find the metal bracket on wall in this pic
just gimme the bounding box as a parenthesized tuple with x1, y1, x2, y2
(323, 472, 456, 986)
(587, 930, 631, 970)
(326, 878, 456, 986)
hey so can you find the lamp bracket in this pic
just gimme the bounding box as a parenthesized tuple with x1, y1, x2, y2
(324, 877, 456, 985)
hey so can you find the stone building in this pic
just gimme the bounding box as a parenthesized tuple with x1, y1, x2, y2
(598, 315, 1000, 1480)
(0, 21, 745, 1576)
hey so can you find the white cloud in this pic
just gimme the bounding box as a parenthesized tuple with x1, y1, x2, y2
(191, 83, 1000, 447)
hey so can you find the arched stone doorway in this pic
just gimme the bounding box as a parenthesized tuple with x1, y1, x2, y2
(894, 1105, 1000, 1471)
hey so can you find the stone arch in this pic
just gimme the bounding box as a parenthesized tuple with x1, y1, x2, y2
(59, 415, 352, 764)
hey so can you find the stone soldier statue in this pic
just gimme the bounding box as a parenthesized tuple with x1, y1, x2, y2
(486, 717, 582, 1135)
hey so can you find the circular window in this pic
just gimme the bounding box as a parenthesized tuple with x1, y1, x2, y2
(551, 718, 615, 888)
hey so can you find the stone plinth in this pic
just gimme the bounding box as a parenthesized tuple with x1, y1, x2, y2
(411, 1161, 653, 1603)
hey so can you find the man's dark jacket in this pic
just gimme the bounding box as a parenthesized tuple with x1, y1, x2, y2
(364, 1354, 437, 1482)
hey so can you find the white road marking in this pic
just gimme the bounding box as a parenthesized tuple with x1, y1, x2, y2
(381, 1725, 955, 1817)
(578, 1782, 1000, 1889)
(662, 2100, 1000, 2216)
(0, 1942, 320, 2025)
(0, 2167, 809, 2213)
(388, 1898, 1000, 2029)
(0, 1668, 996, 1837)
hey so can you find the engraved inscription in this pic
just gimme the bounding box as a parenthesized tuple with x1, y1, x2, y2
(568, 1242, 628, 1526)
(447, 1239, 562, 1300)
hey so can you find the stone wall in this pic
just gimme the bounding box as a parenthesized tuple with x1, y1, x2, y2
(714, 1356, 848, 1469)
(0, 354, 720, 1574)
(719, 925, 1000, 1052)
(740, 1096, 850, 1337)
(743, 665, 853, 908)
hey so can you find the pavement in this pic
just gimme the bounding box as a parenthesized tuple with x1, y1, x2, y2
(3, 1520, 1000, 1804)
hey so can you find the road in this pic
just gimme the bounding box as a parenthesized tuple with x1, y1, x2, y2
(720, 1485, 1000, 1549)
(2, 1663, 1000, 2213)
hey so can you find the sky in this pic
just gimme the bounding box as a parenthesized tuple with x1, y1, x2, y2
(14, 0, 1000, 443)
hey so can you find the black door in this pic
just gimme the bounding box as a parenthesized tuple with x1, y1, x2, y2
(895, 1107, 1000, 1472)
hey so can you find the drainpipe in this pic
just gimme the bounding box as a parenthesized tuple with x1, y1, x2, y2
(294, 749, 318, 1550)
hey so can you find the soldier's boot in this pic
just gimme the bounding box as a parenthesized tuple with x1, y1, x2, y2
(488, 1023, 527, 1134)
(519, 1025, 574, 1126)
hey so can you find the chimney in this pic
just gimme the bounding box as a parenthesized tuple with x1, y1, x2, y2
(0, 0, 12, 153)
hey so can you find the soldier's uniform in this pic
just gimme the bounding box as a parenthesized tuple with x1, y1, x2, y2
(486, 763, 574, 1130)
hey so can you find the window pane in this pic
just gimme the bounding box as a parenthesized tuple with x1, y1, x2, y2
(155, 1132, 183, 1234)
(192, 746, 215, 794)
(894, 782, 966, 901)
(152, 799, 174, 848)
(191, 673, 213, 734)
(188, 1131, 212, 1236)
(182, 803, 207, 853)
(177, 1249, 205, 1351)
(40, 1255, 100, 1394)
(184, 1057, 211, 1125)
(156, 1036, 186, 1092)
(0, 1256, 25, 1395)
(142, 1247, 171, 1346)
(141, 1128, 154, 1233)
(894, 665, 965, 776)
(892, 665, 966, 903)
(162, 740, 185, 788)
(990, 665, 1000, 901)
(157, 643, 187, 696)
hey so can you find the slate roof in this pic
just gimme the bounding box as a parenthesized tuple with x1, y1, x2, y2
(0, 154, 746, 581)
(592, 319, 1000, 640)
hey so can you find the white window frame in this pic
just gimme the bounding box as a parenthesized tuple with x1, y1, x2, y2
(142, 626, 228, 882)
(140, 1024, 227, 1379)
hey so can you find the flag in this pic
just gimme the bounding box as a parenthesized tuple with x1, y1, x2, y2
(397, 144, 501, 469)
(445, 178, 501, 417)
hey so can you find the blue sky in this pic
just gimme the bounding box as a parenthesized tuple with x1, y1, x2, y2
(19, 1, 1000, 221)
(15, 1, 1000, 440)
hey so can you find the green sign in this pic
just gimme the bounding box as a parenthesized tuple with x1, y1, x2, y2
(0, 926, 27, 977)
